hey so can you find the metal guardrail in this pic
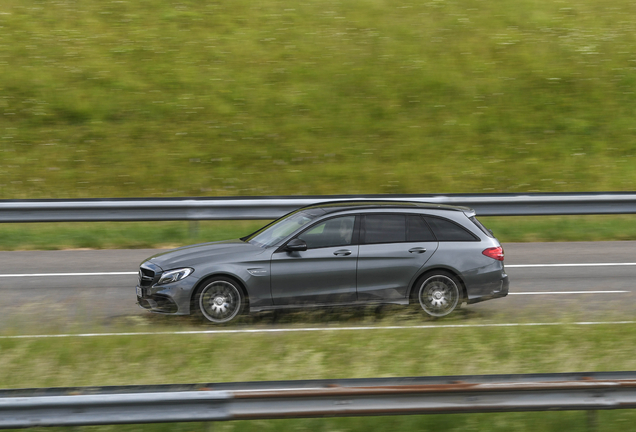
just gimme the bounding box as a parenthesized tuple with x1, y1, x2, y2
(2, 372, 636, 428)
(2, 192, 636, 222)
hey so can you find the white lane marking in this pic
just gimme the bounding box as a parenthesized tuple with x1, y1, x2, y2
(0, 275, 629, 296)
(507, 263, 636, 268)
(2, 321, 635, 339)
(511, 290, 630, 295)
(0, 272, 137, 277)
(0, 262, 635, 277)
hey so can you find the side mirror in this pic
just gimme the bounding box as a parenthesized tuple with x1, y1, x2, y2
(286, 238, 307, 252)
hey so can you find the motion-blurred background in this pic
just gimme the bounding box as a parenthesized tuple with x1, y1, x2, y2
(3, 5, 636, 432)
(2, 0, 635, 200)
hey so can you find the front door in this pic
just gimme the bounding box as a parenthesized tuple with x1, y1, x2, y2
(270, 216, 358, 305)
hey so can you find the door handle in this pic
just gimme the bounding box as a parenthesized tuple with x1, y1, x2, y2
(334, 249, 352, 256)
(408, 247, 427, 254)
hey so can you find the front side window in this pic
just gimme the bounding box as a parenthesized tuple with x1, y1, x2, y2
(247, 211, 318, 248)
(298, 216, 356, 249)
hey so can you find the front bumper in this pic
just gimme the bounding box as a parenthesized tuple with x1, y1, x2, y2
(136, 260, 195, 315)
(136, 289, 179, 314)
(136, 281, 194, 315)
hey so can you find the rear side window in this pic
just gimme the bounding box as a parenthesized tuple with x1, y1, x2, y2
(363, 215, 406, 244)
(424, 216, 478, 241)
(407, 215, 436, 242)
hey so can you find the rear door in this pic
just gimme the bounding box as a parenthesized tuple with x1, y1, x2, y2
(356, 214, 438, 300)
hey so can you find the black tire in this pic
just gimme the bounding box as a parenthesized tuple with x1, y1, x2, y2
(194, 277, 245, 324)
(415, 271, 461, 318)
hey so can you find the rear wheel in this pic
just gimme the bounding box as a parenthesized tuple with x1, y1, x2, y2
(195, 277, 244, 324)
(417, 272, 460, 317)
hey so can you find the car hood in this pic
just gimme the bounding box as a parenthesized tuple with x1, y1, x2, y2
(146, 239, 266, 269)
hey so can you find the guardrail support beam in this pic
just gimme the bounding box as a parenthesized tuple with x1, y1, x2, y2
(2, 372, 636, 428)
(2, 192, 636, 223)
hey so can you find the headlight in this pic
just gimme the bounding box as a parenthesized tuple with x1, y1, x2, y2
(157, 268, 194, 285)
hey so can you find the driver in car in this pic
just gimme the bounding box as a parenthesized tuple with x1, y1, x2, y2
(338, 217, 354, 245)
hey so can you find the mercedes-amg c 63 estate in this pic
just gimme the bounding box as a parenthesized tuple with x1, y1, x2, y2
(136, 201, 509, 323)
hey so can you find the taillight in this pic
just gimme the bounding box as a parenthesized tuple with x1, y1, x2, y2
(483, 246, 504, 261)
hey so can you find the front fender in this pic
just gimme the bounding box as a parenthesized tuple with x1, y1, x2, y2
(189, 262, 274, 312)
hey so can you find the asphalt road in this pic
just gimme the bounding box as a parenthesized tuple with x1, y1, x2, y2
(0, 241, 634, 332)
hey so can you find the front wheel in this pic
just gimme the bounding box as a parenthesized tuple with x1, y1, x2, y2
(417, 273, 460, 317)
(195, 277, 244, 324)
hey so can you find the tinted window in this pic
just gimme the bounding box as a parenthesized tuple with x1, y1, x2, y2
(424, 216, 477, 241)
(407, 215, 436, 242)
(470, 216, 494, 238)
(298, 216, 355, 249)
(363, 215, 406, 244)
(247, 210, 318, 247)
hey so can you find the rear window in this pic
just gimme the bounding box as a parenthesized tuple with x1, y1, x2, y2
(424, 216, 478, 242)
(469, 216, 494, 238)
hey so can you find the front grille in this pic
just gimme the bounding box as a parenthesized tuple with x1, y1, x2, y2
(139, 269, 154, 286)
(138, 264, 160, 287)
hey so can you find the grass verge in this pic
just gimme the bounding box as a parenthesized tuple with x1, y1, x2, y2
(1, 215, 636, 250)
(1, 320, 636, 431)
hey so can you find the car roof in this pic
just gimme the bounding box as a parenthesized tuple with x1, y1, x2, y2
(297, 200, 474, 216)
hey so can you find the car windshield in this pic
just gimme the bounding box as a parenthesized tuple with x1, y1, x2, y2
(246, 211, 318, 248)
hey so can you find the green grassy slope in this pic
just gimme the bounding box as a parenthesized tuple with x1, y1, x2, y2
(1, 0, 636, 199)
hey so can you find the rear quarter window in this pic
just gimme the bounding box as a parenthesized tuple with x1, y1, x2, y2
(407, 215, 436, 242)
(424, 216, 479, 241)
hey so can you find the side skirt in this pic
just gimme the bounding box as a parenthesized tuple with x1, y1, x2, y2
(250, 299, 409, 313)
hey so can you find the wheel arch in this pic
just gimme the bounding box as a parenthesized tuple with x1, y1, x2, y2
(190, 272, 250, 312)
(409, 267, 467, 304)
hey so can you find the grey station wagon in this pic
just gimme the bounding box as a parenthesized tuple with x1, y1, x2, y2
(136, 201, 509, 323)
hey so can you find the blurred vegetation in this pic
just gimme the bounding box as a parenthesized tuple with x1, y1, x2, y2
(0, 220, 264, 250)
(3, 5, 636, 429)
(2, 215, 636, 250)
(1, 0, 636, 199)
(2, 321, 636, 430)
(5, 413, 632, 432)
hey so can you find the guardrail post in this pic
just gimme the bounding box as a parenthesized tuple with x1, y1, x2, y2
(587, 410, 598, 432)
(189, 220, 199, 239)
